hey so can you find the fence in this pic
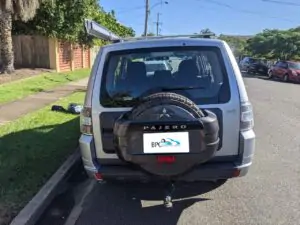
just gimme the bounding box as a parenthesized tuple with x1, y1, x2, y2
(0, 35, 50, 68)
(0, 35, 100, 72)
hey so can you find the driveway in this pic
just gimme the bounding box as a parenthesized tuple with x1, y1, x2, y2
(73, 76, 300, 225)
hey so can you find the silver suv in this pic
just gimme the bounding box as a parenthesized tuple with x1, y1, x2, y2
(80, 20, 255, 207)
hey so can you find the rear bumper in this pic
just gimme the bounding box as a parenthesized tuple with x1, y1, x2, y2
(79, 129, 255, 182)
(86, 161, 251, 182)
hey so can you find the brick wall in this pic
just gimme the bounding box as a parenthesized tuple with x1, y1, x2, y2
(58, 41, 72, 71)
(73, 44, 83, 69)
(84, 48, 90, 68)
(57, 41, 91, 72)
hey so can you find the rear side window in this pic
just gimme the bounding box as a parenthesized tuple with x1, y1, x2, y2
(100, 46, 230, 107)
(288, 62, 300, 70)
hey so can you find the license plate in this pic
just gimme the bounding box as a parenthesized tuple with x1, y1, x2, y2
(143, 132, 189, 154)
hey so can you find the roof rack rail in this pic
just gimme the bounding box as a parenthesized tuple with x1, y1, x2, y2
(84, 19, 122, 42)
(84, 19, 216, 43)
(120, 33, 215, 42)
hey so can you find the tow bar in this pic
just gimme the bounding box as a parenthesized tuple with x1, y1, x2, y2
(164, 182, 175, 209)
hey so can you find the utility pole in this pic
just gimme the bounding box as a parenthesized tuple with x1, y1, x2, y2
(155, 13, 162, 36)
(144, 0, 149, 36)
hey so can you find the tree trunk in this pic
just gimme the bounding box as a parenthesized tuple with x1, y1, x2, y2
(0, 11, 14, 74)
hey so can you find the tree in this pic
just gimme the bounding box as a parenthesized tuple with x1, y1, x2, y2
(13, 0, 135, 47)
(219, 34, 249, 58)
(246, 29, 300, 60)
(142, 32, 155, 37)
(110, 10, 115, 17)
(0, 0, 41, 74)
(200, 28, 215, 35)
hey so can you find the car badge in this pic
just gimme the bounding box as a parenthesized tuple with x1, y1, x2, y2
(159, 108, 171, 119)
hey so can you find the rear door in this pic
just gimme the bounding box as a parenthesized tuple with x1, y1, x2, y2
(279, 61, 288, 78)
(92, 41, 241, 161)
(273, 61, 284, 77)
(276, 61, 287, 78)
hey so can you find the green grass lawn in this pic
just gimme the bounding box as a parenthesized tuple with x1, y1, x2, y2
(0, 91, 85, 224)
(0, 69, 90, 104)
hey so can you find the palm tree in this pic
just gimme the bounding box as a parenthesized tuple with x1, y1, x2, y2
(0, 1, 40, 74)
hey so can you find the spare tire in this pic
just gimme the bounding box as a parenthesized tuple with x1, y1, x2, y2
(113, 92, 219, 177)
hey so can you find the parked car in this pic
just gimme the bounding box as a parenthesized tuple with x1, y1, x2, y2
(144, 60, 173, 76)
(252, 59, 269, 75)
(239, 57, 269, 75)
(81, 20, 255, 208)
(239, 57, 257, 71)
(268, 60, 300, 82)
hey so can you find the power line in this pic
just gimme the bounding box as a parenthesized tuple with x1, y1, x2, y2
(261, 0, 300, 7)
(196, 0, 295, 22)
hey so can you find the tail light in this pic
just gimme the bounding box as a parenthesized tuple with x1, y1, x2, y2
(157, 156, 176, 164)
(94, 172, 103, 181)
(80, 106, 93, 135)
(240, 101, 254, 131)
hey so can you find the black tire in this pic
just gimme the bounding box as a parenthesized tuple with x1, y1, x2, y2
(130, 92, 205, 119)
(268, 70, 273, 79)
(283, 74, 289, 82)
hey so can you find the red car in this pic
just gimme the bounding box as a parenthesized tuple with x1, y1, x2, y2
(268, 60, 300, 82)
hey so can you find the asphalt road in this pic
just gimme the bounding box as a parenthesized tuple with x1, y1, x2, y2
(71, 75, 300, 225)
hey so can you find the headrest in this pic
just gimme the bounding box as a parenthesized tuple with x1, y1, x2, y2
(178, 59, 199, 76)
(127, 62, 146, 79)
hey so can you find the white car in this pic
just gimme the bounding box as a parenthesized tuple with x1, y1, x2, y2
(80, 20, 255, 208)
(144, 60, 173, 76)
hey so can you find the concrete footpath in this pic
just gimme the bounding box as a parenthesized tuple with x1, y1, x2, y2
(0, 77, 88, 125)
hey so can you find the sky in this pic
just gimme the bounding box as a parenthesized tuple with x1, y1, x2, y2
(100, 0, 300, 36)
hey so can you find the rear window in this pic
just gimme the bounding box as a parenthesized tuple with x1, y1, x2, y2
(145, 62, 167, 73)
(100, 46, 230, 107)
(288, 62, 300, 70)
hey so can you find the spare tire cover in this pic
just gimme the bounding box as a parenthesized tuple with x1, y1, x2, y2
(113, 92, 220, 177)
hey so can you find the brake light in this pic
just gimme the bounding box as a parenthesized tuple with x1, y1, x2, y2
(80, 106, 93, 135)
(94, 172, 103, 181)
(240, 101, 254, 131)
(233, 169, 241, 177)
(157, 156, 176, 164)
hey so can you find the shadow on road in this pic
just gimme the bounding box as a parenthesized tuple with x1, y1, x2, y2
(76, 180, 226, 225)
(243, 73, 300, 85)
(257, 76, 282, 83)
(242, 73, 268, 79)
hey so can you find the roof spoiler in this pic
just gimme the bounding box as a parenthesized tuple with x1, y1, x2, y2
(84, 19, 122, 42)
